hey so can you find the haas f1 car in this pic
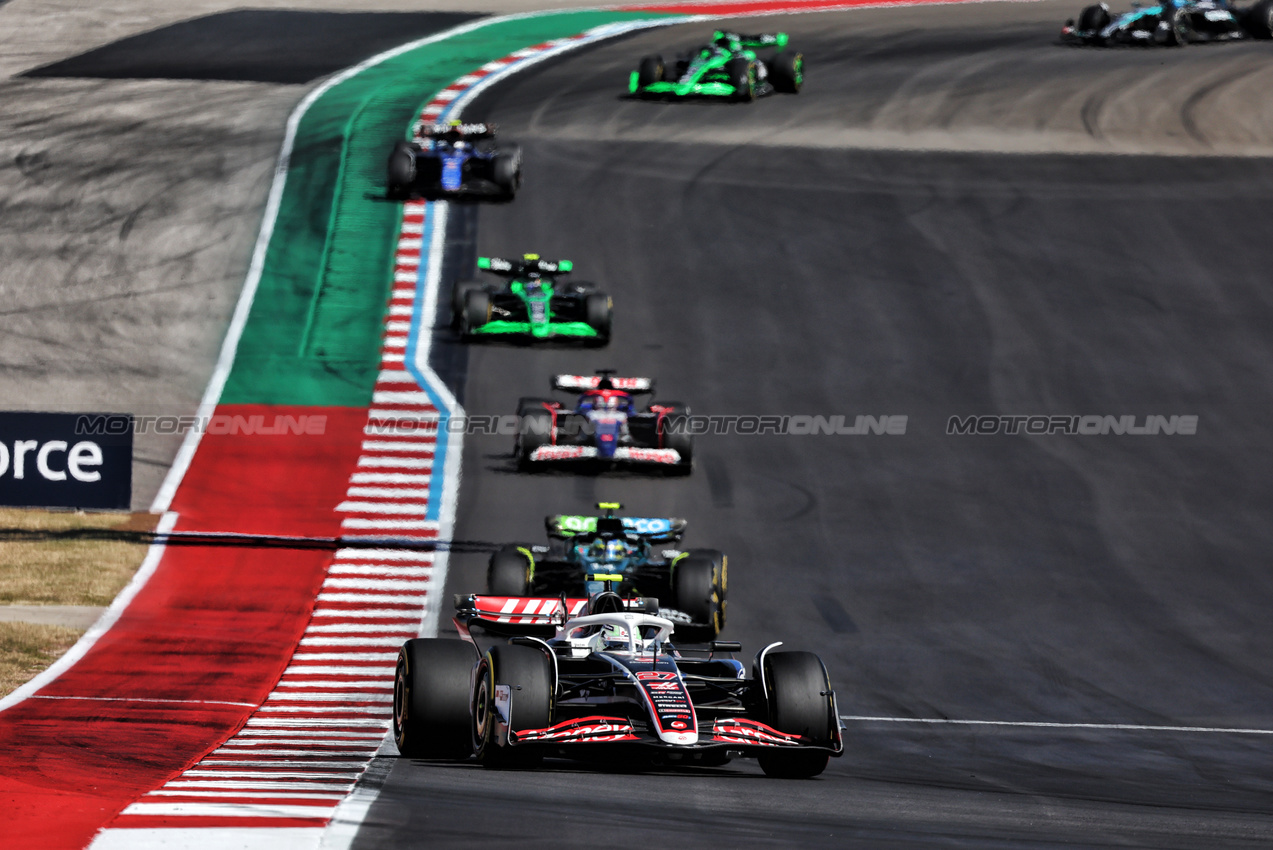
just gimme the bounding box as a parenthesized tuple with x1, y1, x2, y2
(488, 502, 727, 639)
(1061, 0, 1273, 44)
(393, 584, 843, 776)
(630, 30, 803, 101)
(387, 122, 521, 200)
(453, 254, 612, 344)
(515, 371, 692, 473)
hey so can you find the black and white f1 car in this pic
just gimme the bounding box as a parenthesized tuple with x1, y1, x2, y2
(515, 371, 692, 474)
(387, 122, 522, 199)
(1061, 0, 1272, 44)
(393, 585, 843, 776)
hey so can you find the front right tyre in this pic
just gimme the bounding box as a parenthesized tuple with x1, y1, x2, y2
(757, 651, 836, 778)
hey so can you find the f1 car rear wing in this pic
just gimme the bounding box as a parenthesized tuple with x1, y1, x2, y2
(453, 593, 657, 637)
(713, 30, 789, 49)
(478, 256, 572, 277)
(419, 122, 497, 139)
(553, 374, 653, 393)
(546, 514, 687, 542)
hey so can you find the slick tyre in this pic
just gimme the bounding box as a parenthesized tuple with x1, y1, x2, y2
(387, 141, 416, 198)
(584, 293, 613, 345)
(657, 402, 692, 474)
(1246, 0, 1273, 36)
(393, 639, 477, 759)
(1077, 3, 1111, 31)
(637, 55, 664, 88)
(462, 290, 491, 334)
(517, 409, 553, 469)
(725, 57, 756, 102)
(451, 281, 484, 327)
(492, 147, 522, 199)
(488, 545, 533, 596)
(769, 51, 803, 94)
(472, 644, 553, 768)
(757, 651, 835, 778)
(672, 549, 726, 638)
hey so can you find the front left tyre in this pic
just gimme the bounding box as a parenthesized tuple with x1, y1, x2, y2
(769, 51, 803, 93)
(393, 639, 478, 759)
(757, 651, 837, 778)
(492, 147, 522, 199)
(585, 293, 613, 345)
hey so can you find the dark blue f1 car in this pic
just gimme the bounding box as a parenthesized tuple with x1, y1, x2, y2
(387, 122, 522, 200)
(1061, 0, 1273, 44)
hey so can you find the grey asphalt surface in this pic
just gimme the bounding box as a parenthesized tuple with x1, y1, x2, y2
(357, 7, 1273, 849)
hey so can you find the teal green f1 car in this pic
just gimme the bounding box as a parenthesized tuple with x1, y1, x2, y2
(629, 31, 803, 101)
(452, 254, 612, 344)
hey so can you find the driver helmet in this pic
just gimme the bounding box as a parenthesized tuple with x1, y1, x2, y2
(588, 538, 607, 560)
(605, 538, 628, 561)
(600, 623, 628, 649)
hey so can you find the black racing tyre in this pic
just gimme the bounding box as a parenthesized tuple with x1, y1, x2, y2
(757, 651, 835, 778)
(492, 148, 521, 198)
(725, 57, 755, 102)
(462, 289, 491, 333)
(472, 644, 553, 767)
(387, 142, 416, 197)
(1246, 0, 1273, 36)
(656, 402, 692, 474)
(769, 51, 803, 94)
(393, 638, 478, 759)
(516, 396, 556, 416)
(584, 293, 612, 343)
(488, 545, 533, 596)
(1159, 6, 1191, 45)
(1077, 3, 1111, 30)
(517, 409, 554, 468)
(672, 549, 726, 638)
(451, 281, 484, 326)
(637, 55, 664, 87)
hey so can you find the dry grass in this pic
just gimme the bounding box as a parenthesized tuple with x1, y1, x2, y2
(0, 621, 84, 697)
(0, 508, 156, 606)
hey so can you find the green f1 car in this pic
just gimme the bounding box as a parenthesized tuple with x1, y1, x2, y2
(629, 31, 803, 101)
(452, 254, 613, 344)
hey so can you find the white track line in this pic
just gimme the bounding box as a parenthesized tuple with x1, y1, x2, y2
(841, 715, 1273, 735)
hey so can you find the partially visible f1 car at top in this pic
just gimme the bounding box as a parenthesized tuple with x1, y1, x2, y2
(1061, 0, 1273, 44)
(452, 254, 612, 344)
(387, 122, 521, 200)
(393, 583, 843, 776)
(515, 371, 692, 473)
(630, 30, 803, 101)
(487, 502, 727, 639)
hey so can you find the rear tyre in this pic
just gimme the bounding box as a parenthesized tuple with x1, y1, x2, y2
(488, 545, 533, 596)
(492, 148, 522, 199)
(1247, 0, 1273, 37)
(725, 57, 755, 102)
(451, 281, 484, 326)
(1159, 6, 1191, 45)
(657, 402, 692, 474)
(472, 644, 553, 768)
(1077, 3, 1111, 30)
(462, 290, 491, 334)
(584, 293, 613, 344)
(517, 410, 553, 469)
(637, 55, 664, 88)
(672, 549, 726, 639)
(769, 51, 803, 94)
(387, 141, 416, 197)
(757, 651, 835, 778)
(393, 639, 477, 759)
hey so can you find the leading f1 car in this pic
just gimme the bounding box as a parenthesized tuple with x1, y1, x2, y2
(1060, 0, 1273, 44)
(630, 30, 803, 101)
(393, 583, 843, 776)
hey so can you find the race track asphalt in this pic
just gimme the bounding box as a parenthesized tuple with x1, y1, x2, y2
(354, 7, 1273, 848)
